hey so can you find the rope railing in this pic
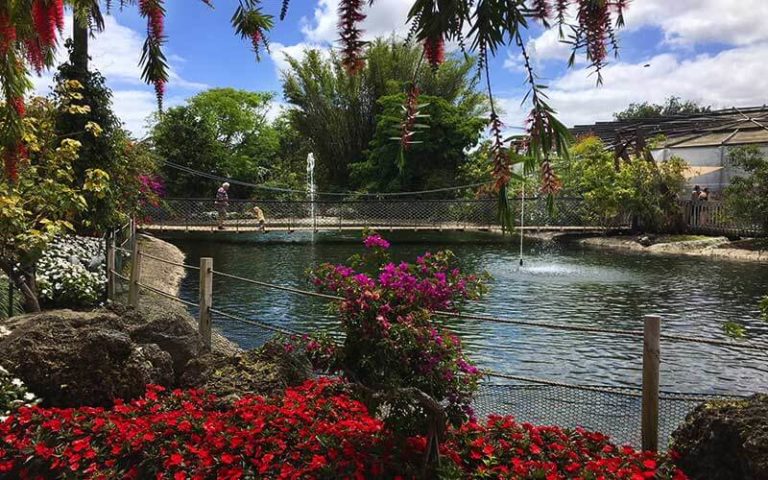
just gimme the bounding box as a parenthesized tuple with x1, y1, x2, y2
(211, 270, 345, 302)
(140, 251, 201, 271)
(136, 281, 200, 309)
(209, 307, 301, 336)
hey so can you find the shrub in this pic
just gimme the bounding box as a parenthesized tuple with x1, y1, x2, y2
(37, 235, 106, 308)
(309, 232, 486, 435)
(0, 380, 689, 479)
(431, 415, 688, 479)
(0, 365, 40, 423)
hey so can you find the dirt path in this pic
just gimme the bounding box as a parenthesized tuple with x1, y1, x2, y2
(138, 235, 240, 355)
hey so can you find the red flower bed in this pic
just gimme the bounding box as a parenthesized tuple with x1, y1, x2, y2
(0, 379, 688, 479)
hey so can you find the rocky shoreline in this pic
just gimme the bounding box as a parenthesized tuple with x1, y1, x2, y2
(525, 232, 768, 263)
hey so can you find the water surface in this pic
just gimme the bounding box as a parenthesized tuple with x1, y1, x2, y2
(166, 232, 768, 395)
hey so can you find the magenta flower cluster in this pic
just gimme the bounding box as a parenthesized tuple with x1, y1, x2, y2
(310, 232, 486, 433)
(363, 233, 390, 249)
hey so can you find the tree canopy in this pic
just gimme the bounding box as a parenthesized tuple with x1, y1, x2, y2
(282, 39, 487, 191)
(151, 88, 304, 198)
(724, 145, 768, 231)
(613, 96, 711, 121)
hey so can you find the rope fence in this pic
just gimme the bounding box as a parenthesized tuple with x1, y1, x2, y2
(110, 231, 760, 451)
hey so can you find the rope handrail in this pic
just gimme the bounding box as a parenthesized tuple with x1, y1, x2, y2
(140, 251, 201, 271)
(137, 281, 200, 309)
(211, 270, 344, 302)
(202, 269, 767, 353)
(161, 159, 489, 198)
(110, 269, 130, 282)
(209, 307, 301, 335)
(433, 310, 768, 352)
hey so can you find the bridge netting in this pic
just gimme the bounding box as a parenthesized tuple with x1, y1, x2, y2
(140, 197, 630, 231)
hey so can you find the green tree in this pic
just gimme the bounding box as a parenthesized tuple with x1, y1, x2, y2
(613, 96, 710, 120)
(281, 39, 486, 191)
(152, 88, 285, 198)
(556, 136, 687, 231)
(357, 94, 486, 192)
(152, 105, 225, 198)
(724, 145, 768, 230)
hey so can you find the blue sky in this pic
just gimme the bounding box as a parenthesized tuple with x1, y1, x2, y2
(34, 0, 768, 136)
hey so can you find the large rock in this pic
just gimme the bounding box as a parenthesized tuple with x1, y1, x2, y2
(0, 309, 202, 408)
(670, 394, 768, 480)
(180, 349, 311, 400)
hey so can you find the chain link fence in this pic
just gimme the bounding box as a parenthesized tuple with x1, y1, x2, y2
(0, 274, 23, 320)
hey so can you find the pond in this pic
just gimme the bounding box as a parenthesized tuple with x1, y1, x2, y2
(165, 231, 768, 396)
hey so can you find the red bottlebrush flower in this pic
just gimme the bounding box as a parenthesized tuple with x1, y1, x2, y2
(423, 36, 445, 68)
(140, 0, 165, 40)
(539, 159, 562, 195)
(531, 0, 552, 21)
(577, 0, 610, 70)
(399, 85, 420, 151)
(24, 38, 45, 73)
(0, 13, 16, 55)
(3, 142, 25, 183)
(250, 29, 262, 52)
(54, 0, 65, 32)
(32, 0, 58, 48)
(338, 0, 366, 74)
(10, 97, 25, 118)
(489, 113, 511, 191)
(154, 79, 166, 109)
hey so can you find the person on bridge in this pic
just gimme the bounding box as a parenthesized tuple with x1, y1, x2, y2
(215, 182, 230, 230)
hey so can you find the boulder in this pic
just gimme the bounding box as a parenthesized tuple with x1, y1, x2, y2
(0, 309, 201, 408)
(180, 349, 310, 400)
(128, 312, 205, 380)
(670, 394, 768, 480)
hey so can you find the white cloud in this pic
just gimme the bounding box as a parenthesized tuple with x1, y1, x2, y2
(269, 42, 329, 77)
(624, 0, 768, 46)
(498, 43, 768, 128)
(301, 0, 413, 45)
(30, 14, 207, 136)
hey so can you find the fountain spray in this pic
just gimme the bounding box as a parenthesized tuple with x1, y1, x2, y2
(307, 153, 316, 238)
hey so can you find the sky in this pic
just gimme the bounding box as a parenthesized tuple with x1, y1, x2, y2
(33, 0, 768, 138)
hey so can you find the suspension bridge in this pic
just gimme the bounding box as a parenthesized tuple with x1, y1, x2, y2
(139, 197, 630, 233)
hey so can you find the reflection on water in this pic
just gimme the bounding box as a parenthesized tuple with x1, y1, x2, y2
(166, 231, 768, 395)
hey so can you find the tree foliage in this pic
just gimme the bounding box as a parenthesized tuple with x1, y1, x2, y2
(357, 93, 486, 192)
(151, 88, 303, 198)
(54, 40, 156, 234)
(0, 86, 109, 312)
(613, 96, 711, 121)
(541, 136, 687, 230)
(282, 39, 487, 191)
(724, 145, 768, 230)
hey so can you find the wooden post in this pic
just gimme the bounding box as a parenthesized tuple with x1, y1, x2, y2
(198, 257, 213, 350)
(642, 314, 661, 452)
(127, 239, 142, 308)
(106, 233, 116, 301)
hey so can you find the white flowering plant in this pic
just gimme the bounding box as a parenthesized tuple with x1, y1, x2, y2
(0, 365, 40, 422)
(36, 236, 107, 308)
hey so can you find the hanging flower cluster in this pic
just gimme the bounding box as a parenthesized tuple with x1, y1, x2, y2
(423, 35, 445, 68)
(338, 0, 367, 73)
(489, 113, 511, 192)
(138, 0, 168, 106)
(399, 84, 421, 151)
